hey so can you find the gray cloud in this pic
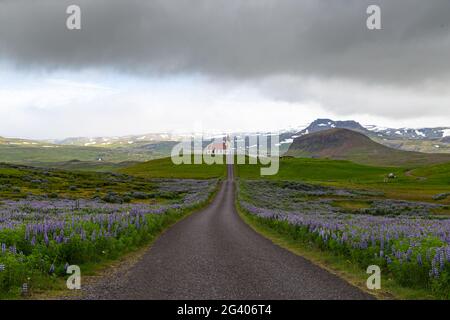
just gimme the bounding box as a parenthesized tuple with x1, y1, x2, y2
(1, 0, 450, 85)
(1, 0, 450, 128)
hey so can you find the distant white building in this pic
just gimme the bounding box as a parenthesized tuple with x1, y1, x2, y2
(206, 141, 227, 155)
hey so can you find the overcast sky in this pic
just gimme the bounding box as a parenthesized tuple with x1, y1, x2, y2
(0, 0, 449, 139)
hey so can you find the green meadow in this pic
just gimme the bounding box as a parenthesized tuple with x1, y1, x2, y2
(120, 157, 227, 179)
(236, 157, 450, 203)
(120, 156, 449, 204)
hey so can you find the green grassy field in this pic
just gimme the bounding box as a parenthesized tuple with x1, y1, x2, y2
(28, 160, 139, 173)
(409, 162, 450, 182)
(236, 157, 450, 203)
(120, 157, 227, 179)
(238, 157, 395, 182)
(118, 155, 449, 203)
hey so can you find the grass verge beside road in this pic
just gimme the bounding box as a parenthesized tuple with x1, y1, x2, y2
(236, 201, 437, 300)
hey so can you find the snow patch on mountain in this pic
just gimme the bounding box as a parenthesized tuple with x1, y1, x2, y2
(280, 138, 293, 144)
(415, 130, 425, 137)
(442, 129, 450, 137)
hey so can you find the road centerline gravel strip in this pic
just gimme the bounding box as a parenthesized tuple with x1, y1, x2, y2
(82, 164, 373, 300)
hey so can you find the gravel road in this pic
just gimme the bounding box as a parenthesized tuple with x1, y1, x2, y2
(81, 165, 373, 300)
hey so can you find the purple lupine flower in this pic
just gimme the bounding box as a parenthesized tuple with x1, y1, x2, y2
(406, 248, 413, 262)
(439, 250, 446, 271)
(44, 232, 49, 246)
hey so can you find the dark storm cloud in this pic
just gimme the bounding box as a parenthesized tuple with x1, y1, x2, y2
(1, 0, 450, 85)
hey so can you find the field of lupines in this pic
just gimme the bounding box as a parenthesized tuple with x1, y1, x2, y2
(0, 177, 218, 297)
(238, 180, 450, 298)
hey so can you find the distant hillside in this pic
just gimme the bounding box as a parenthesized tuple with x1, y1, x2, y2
(56, 133, 183, 147)
(0, 138, 177, 166)
(286, 128, 450, 167)
(0, 136, 46, 146)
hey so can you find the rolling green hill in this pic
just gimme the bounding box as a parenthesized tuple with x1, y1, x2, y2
(286, 128, 450, 167)
(408, 162, 450, 183)
(120, 157, 226, 179)
(0, 141, 177, 166)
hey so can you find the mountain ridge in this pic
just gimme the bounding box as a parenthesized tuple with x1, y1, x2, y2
(294, 118, 450, 141)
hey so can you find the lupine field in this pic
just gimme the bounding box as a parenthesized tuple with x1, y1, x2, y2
(238, 180, 450, 298)
(0, 163, 219, 297)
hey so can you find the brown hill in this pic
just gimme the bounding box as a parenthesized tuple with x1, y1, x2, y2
(286, 128, 450, 167)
